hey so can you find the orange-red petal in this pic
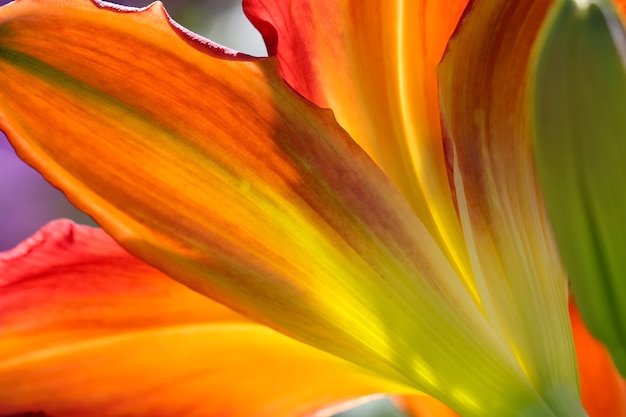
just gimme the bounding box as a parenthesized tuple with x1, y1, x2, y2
(438, 0, 581, 412)
(0, 220, 241, 345)
(570, 300, 626, 417)
(397, 395, 461, 417)
(0, 220, 398, 416)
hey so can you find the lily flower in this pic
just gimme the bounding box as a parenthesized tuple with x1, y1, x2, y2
(0, 0, 621, 414)
(0, 220, 623, 416)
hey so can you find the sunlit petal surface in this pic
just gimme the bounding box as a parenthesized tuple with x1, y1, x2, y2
(438, 0, 582, 413)
(400, 300, 626, 417)
(0, 1, 550, 414)
(0, 220, 395, 416)
(243, 0, 475, 299)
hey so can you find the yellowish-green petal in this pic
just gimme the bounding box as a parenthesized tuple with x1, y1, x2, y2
(438, 0, 584, 414)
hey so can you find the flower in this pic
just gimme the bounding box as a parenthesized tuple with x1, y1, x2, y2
(0, 0, 622, 415)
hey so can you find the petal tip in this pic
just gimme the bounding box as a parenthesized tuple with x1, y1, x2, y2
(0, 220, 105, 280)
(0, 219, 76, 263)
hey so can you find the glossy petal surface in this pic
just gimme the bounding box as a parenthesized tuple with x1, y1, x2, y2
(0, 1, 545, 413)
(243, 0, 474, 296)
(438, 0, 582, 413)
(0, 220, 395, 417)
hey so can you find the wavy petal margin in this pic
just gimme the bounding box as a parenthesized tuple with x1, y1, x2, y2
(243, 0, 475, 297)
(0, 0, 547, 414)
(0, 220, 395, 416)
(438, 0, 583, 414)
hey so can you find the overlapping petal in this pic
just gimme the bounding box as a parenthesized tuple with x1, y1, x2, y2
(569, 301, 626, 417)
(0, 1, 548, 414)
(0, 220, 396, 417)
(0, 221, 240, 343)
(243, 0, 475, 297)
(397, 395, 461, 417)
(438, 0, 582, 413)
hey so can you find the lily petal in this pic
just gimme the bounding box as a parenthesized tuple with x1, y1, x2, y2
(400, 300, 626, 417)
(0, 220, 396, 417)
(0, 1, 546, 413)
(397, 395, 461, 417)
(0, 220, 240, 343)
(438, 0, 582, 413)
(570, 300, 626, 417)
(243, 0, 475, 296)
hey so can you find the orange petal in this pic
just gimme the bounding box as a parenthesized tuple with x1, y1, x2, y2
(570, 300, 626, 417)
(0, 1, 543, 411)
(438, 0, 581, 412)
(616, 0, 626, 19)
(243, 0, 475, 295)
(396, 395, 461, 417)
(0, 221, 398, 416)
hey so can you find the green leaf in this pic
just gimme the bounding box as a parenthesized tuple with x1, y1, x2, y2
(531, 0, 626, 377)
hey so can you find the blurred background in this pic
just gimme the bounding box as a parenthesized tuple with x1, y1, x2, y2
(0, 0, 412, 415)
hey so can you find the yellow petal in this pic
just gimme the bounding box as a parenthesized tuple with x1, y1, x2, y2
(0, 220, 397, 416)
